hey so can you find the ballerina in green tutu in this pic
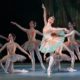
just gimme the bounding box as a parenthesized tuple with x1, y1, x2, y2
(40, 4, 74, 76)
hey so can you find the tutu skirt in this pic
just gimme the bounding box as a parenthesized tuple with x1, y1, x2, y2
(64, 41, 78, 50)
(22, 40, 41, 51)
(39, 31, 65, 54)
(7, 54, 26, 62)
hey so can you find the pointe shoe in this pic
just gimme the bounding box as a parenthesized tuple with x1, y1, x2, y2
(47, 71, 51, 77)
(67, 67, 77, 72)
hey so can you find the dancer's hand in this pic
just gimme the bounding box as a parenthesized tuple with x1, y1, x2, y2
(42, 4, 46, 9)
(64, 28, 69, 33)
(10, 21, 17, 25)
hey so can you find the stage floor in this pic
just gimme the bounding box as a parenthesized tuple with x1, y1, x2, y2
(0, 63, 80, 80)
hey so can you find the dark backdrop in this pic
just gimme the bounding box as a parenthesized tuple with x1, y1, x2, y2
(0, 0, 80, 63)
(0, 0, 44, 63)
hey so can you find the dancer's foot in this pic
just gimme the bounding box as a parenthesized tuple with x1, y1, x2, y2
(47, 70, 51, 77)
(13, 69, 29, 73)
(67, 67, 77, 72)
(29, 68, 35, 71)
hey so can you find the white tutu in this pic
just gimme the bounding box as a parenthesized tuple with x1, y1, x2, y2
(7, 54, 26, 62)
(54, 54, 71, 62)
(22, 40, 41, 51)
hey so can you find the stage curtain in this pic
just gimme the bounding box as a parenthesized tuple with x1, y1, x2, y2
(43, 0, 80, 30)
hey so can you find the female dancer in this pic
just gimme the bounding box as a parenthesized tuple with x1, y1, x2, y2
(10, 20, 45, 71)
(0, 33, 31, 73)
(49, 22, 80, 72)
(40, 4, 74, 76)
(64, 22, 80, 70)
(46, 22, 80, 73)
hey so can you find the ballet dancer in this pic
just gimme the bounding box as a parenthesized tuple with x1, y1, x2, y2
(64, 22, 80, 71)
(40, 4, 74, 76)
(10, 20, 45, 71)
(0, 33, 31, 73)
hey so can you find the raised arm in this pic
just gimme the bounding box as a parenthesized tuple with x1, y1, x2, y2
(0, 43, 7, 52)
(42, 4, 47, 25)
(10, 21, 28, 32)
(16, 43, 31, 59)
(0, 35, 8, 41)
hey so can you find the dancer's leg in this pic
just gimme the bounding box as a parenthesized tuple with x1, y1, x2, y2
(0, 58, 11, 73)
(0, 55, 10, 63)
(75, 45, 80, 60)
(47, 54, 55, 76)
(35, 49, 45, 70)
(62, 44, 75, 69)
(30, 51, 35, 71)
(56, 61, 61, 70)
(7, 62, 14, 73)
(5, 59, 11, 73)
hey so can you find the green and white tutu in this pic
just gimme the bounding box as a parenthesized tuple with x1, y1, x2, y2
(39, 31, 65, 54)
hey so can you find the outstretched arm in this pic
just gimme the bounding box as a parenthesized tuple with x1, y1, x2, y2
(75, 30, 80, 36)
(42, 4, 47, 25)
(54, 27, 68, 31)
(0, 35, 8, 41)
(36, 30, 43, 36)
(65, 30, 74, 37)
(16, 43, 31, 59)
(10, 21, 28, 32)
(49, 27, 68, 33)
(0, 43, 7, 52)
